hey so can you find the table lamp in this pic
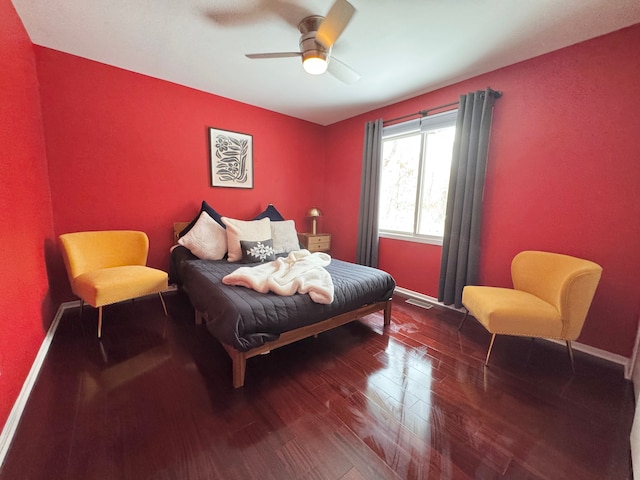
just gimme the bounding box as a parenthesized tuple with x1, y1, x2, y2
(306, 207, 322, 235)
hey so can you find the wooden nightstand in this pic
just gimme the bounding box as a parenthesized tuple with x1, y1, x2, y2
(298, 233, 331, 253)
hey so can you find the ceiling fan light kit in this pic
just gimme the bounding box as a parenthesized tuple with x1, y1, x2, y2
(303, 55, 328, 75)
(245, 0, 357, 82)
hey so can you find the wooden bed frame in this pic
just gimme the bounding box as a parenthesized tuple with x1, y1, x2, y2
(195, 300, 391, 388)
(173, 222, 393, 388)
(173, 221, 191, 242)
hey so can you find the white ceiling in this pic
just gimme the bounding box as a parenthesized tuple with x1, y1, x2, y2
(11, 0, 640, 126)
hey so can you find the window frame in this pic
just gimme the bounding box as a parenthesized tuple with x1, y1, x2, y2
(378, 109, 458, 246)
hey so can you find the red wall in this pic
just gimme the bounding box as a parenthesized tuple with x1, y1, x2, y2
(325, 24, 640, 357)
(0, 0, 55, 429)
(36, 48, 327, 301)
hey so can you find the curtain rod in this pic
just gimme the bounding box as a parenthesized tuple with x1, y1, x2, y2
(383, 100, 459, 126)
(382, 88, 503, 126)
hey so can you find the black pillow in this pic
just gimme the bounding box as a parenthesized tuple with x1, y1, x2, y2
(253, 204, 285, 221)
(179, 201, 225, 238)
(240, 239, 276, 263)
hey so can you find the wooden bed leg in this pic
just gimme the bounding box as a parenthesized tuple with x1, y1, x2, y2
(383, 299, 392, 327)
(231, 350, 246, 388)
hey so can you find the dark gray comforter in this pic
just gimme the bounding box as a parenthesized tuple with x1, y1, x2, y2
(171, 246, 396, 351)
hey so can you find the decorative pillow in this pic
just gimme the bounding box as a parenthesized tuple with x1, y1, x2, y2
(270, 220, 300, 254)
(222, 216, 272, 262)
(179, 200, 225, 238)
(241, 239, 276, 263)
(253, 204, 285, 221)
(178, 211, 227, 260)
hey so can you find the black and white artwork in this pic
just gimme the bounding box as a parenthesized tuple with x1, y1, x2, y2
(209, 127, 253, 188)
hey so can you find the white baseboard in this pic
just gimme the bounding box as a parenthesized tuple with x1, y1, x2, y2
(394, 286, 631, 376)
(0, 301, 79, 469)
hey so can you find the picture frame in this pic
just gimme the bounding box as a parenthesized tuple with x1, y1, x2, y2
(209, 127, 253, 188)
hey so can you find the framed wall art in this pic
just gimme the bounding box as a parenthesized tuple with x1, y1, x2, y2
(209, 127, 253, 188)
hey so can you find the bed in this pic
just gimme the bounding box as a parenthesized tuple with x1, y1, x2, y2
(171, 221, 396, 388)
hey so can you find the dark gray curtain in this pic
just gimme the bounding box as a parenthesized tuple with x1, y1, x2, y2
(438, 88, 501, 307)
(356, 119, 383, 267)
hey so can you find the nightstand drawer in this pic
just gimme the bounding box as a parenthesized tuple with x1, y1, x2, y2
(308, 239, 330, 251)
(298, 233, 331, 252)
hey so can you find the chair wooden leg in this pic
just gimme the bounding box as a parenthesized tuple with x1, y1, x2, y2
(566, 340, 576, 374)
(458, 309, 469, 331)
(485, 334, 497, 366)
(97, 306, 103, 338)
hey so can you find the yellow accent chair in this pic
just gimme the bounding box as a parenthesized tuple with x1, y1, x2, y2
(59, 230, 169, 338)
(460, 251, 602, 372)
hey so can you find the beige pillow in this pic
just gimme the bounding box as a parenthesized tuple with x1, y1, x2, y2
(222, 216, 272, 262)
(270, 220, 300, 254)
(178, 211, 227, 260)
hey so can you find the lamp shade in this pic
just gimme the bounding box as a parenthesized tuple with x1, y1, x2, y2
(306, 207, 322, 218)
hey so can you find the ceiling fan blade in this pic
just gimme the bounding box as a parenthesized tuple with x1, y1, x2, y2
(316, 0, 356, 49)
(246, 52, 301, 59)
(204, 2, 313, 31)
(327, 56, 360, 84)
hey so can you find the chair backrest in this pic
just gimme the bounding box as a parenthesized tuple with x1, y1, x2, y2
(59, 230, 149, 282)
(511, 251, 603, 339)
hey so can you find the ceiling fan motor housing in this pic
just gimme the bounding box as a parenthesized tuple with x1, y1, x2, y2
(298, 15, 330, 63)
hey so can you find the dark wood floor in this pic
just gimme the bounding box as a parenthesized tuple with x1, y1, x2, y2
(1, 291, 634, 479)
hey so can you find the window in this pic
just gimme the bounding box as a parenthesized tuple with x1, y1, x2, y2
(378, 109, 457, 245)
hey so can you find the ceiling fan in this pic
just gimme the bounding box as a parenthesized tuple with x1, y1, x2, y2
(245, 0, 360, 83)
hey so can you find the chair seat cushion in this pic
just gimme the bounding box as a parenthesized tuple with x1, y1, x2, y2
(462, 286, 563, 337)
(73, 265, 168, 307)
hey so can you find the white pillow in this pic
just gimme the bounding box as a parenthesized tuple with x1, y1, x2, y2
(178, 211, 227, 260)
(270, 220, 300, 254)
(222, 217, 272, 262)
